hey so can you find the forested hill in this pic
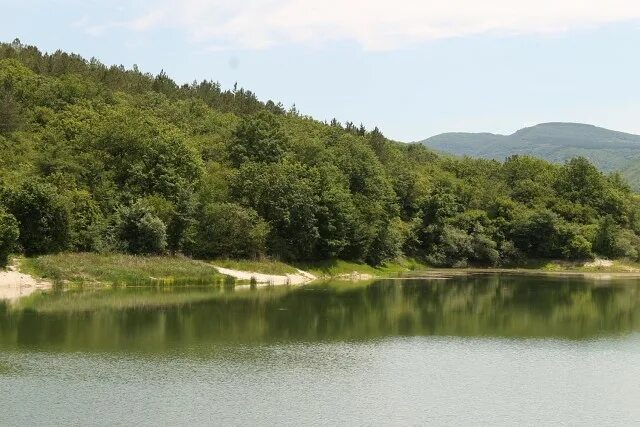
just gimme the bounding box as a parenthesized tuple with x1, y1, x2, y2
(1, 40, 640, 268)
(419, 122, 640, 190)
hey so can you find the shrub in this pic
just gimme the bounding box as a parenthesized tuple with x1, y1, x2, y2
(610, 229, 640, 261)
(67, 190, 105, 252)
(366, 217, 407, 265)
(188, 202, 269, 259)
(562, 234, 593, 260)
(115, 202, 167, 254)
(593, 216, 617, 256)
(498, 240, 522, 265)
(426, 225, 473, 267)
(0, 207, 19, 267)
(471, 233, 500, 266)
(5, 181, 70, 255)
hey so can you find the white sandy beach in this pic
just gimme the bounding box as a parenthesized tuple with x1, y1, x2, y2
(0, 264, 52, 302)
(213, 266, 317, 285)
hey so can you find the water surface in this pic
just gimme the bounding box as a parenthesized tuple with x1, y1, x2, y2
(1, 273, 639, 425)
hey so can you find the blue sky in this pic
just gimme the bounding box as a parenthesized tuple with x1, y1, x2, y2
(2, 0, 640, 141)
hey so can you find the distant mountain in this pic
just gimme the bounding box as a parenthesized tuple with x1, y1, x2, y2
(418, 123, 640, 189)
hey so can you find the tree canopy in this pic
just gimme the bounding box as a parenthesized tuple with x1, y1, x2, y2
(1, 40, 640, 267)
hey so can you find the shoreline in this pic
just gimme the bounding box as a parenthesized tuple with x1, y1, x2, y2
(3, 253, 640, 303)
(212, 265, 317, 286)
(396, 268, 640, 280)
(0, 263, 53, 302)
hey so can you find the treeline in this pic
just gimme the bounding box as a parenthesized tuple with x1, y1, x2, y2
(1, 40, 640, 268)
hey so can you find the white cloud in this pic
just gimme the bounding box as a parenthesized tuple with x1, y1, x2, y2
(92, 0, 640, 50)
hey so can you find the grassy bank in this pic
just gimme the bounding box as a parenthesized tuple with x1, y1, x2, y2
(21, 253, 225, 286)
(18, 254, 429, 287)
(17, 253, 640, 292)
(502, 259, 640, 273)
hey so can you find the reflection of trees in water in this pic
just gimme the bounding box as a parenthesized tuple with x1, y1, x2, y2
(389, 276, 640, 339)
(0, 276, 639, 353)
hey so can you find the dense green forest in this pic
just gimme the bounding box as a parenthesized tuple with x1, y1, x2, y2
(1, 39, 640, 268)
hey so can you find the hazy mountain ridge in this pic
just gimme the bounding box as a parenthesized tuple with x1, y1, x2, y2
(419, 123, 640, 189)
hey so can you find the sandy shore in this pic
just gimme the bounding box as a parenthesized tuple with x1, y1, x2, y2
(213, 266, 317, 286)
(0, 264, 52, 302)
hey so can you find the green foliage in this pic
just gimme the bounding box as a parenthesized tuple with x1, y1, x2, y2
(5, 181, 70, 255)
(115, 202, 167, 255)
(187, 202, 268, 259)
(66, 190, 105, 252)
(0, 207, 19, 267)
(1, 41, 640, 267)
(231, 161, 320, 260)
(0, 89, 21, 134)
(593, 216, 619, 258)
(229, 111, 288, 166)
(313, 165, 358, 259)
(594, 216, 640, 260)
(366, 217, 407, 266)
(561, 229, 593, 260)
(421, 122, 640, 191)
(88, 108, 204, 203)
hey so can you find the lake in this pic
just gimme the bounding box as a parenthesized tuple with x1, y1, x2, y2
(1, 273, 639, 426)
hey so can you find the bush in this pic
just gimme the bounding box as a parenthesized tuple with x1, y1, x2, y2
(609, 229, 640, 261)
(0, 207, 19, 267)
(498, 240, 522, 265)
(591, 216, 640, 261)
(115, 202, 167, 254)
(562, 234, 593, 260)
(67, 190, 105, 252)
(593, 216, 615, 255)
(426, 225, 473, 267)
(187, 202, 268, 259)
(230, 161, 319, 260)
(5, 181, 70, 255)
(366, 217, 407, 265)
(471, 233, 500, 266)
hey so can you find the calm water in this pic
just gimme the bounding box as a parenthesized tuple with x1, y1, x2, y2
(1, 273, 639, 426)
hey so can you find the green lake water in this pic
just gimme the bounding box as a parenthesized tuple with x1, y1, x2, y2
(1, 273, 639, 425)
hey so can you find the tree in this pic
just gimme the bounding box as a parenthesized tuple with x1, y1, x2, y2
(594, 216, 640, 260)
(425, 225, 474, 267)
(507, 208, 566, 258)
(67, 190, 105, 252)
(5, 181, 70, 255)
(115, 202, 167, 255)
(562, 233, 593, 260)
(313, 165, 358, 259)
(2, 41, 640, 268)
(231, 161, 320, 260)
(187, 202, 269, 259)
(366, 217, 407, 265)
(229, 111, 288, 166)
(593, 216, 619, 257)
(88, 108, 203, 204)
(0, 89, 21, 134)
(555, 157, 605, 209)
(0, 207, 19, 267)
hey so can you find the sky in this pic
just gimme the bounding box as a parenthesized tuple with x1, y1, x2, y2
(2, 0, 640, 142)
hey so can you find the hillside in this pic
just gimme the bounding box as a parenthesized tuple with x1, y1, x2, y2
(1, 40, 640, 268)
(419, 123, 640, 189)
